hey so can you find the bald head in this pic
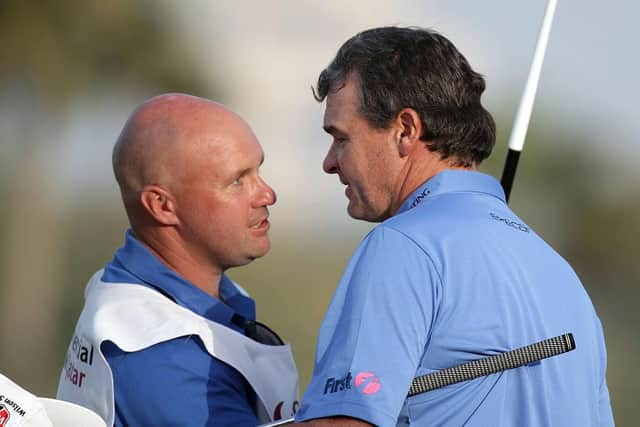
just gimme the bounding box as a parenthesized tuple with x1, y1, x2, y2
(111, 93, 275, 288)
(114, 93, 246, 199)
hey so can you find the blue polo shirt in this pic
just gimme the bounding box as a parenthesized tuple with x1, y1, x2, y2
(100, 230, 259, 427)
(296, 170, 613, 426)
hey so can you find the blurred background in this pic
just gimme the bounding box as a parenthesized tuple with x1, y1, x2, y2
(1, 0, 637, 424)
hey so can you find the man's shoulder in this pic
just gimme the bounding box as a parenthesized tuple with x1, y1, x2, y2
(383, 189, 521, 245)
(371, 204, 452, 249)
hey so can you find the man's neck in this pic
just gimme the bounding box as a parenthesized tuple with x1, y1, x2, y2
(132, 228, 223, 299)
(391, 155, 475, 216)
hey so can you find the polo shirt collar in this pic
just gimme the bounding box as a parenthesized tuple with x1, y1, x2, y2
(112, 230, 256, 328)
(396, 169, 506, 215)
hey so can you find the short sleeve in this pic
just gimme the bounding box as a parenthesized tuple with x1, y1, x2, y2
(296, 226, 440, 425)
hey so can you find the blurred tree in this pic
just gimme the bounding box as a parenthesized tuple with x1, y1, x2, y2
(0, 0, 216, 106)
(0, 0, 219, 395)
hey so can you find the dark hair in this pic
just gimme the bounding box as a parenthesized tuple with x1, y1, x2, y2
(314, 26, 496, 167)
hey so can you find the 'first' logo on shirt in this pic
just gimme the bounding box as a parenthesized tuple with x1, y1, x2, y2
(323, 372, 352, 394)
(323, 371, 382, 395)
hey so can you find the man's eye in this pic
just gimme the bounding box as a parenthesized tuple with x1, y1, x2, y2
(233, 177, 242, 185)
(334, 137, 347, 144)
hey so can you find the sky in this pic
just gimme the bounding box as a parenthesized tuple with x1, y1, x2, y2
(8, 0, 637, 232)
(165, 0, 640, 230)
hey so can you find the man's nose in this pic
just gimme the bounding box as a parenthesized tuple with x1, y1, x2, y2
(323, 144, 338, 174)
(254, 177, 277, 207)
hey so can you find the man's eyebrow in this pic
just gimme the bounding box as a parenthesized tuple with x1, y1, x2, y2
(323, 125, 347, 137)
(250, 153, 265, 173)
(232, 153, 265, 178)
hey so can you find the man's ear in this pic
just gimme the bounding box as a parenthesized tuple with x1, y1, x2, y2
(139, 185, 180, 225)
(395, 108, 423, 157)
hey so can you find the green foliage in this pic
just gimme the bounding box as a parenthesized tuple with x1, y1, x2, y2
(0, 0, 214, 105)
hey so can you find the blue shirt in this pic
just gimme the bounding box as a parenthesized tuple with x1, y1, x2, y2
(296, 170, 613, 426)
(101, 230, 259, 427)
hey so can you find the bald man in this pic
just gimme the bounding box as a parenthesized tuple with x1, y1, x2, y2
(56, 94, 299, 427)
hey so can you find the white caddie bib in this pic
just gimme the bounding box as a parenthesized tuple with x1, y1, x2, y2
(56, 270, 299, 426)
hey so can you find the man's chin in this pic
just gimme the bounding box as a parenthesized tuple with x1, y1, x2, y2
(246, 252, 267, 262)
(347, 203, 386, 223)
(247, 240, 271, 261)
(225, 243, 270, 269)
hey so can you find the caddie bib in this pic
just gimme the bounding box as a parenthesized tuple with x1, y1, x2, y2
(57, 270, 299, 425)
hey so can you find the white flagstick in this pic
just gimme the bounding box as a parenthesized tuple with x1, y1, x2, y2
(501, 0, 558, 201)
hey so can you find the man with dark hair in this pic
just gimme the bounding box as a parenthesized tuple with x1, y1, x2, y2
(56, 94, 299, 426)
(293, 27, 613, 426)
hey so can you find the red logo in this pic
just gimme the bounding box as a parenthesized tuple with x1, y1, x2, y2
(0, 404, 10, 426)
(355, 371, 381, 395)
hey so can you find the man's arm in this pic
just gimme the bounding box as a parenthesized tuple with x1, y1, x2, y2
(294, 226, 438, 425)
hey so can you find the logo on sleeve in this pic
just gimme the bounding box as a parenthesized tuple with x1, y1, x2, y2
(323, 371, 381, 396)
(355, 372, 381, 395)
(323, 372, 352, 394)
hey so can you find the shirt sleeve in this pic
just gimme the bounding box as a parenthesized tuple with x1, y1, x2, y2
(296, 225, 441, 426)
(103, 336, 258, 427)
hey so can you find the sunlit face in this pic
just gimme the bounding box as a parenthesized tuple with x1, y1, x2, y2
(172, 118, 276, 271)
(322, 75, 399, 222)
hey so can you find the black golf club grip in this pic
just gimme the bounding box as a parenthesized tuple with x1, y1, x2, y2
(260, 333, 575, 426)
(408, 333, 575, 396)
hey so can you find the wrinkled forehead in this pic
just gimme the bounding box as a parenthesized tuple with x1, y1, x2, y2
(323, 75, 362, 132)
(175, 114, 264, 178)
